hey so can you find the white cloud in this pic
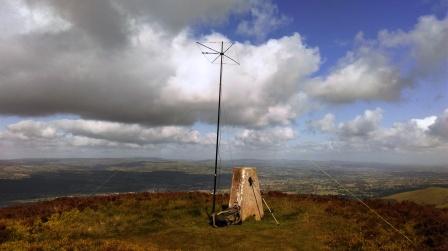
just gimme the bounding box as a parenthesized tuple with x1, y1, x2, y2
(0, 119, 206, 148)
(306, 45, 403, 103)
(338, 108, 383, 138)
(0, 0, 71, 35)
(0, 0, 320, 128)
(412, 116, 437, 131)
(307, 15, 448, 103)
(309, 113, 336, 133)
(371, 118, 441, 150)
(310, 108, 383, 138)
(0, 118, 297, 157)
(236, 0, 291, 40)
(379, 15, 448, 79)
(116, 0, 252, 33)
(310, 108, 448, 152)
(235, 126, 295, 147)
(4, 120, 59, 140)
(20, 0, 252, 38)
(0, 1, 447, 163)
(429, 109, 448, 140)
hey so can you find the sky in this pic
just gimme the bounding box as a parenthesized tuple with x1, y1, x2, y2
(0, 0, 447, 164)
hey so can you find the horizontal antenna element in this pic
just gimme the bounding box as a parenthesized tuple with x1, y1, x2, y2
(196, 41, 239, 65)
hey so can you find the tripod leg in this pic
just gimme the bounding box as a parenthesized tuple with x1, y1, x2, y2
(262, 197, 279, 225)
(211, 213, 218, 228)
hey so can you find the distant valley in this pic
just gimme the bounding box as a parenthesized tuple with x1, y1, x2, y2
(1, 158, 448, 207)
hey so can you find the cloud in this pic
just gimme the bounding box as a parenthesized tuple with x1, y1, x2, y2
(310, 108, 448, 152)
(412, 116, 437, 131)
(55, 120, 204, 145)
(2, 1, 444, 129)
(24, 0, 251, 37)
(308, 113, 335, 133)
(429, 109, 448, 140)
(28, 0, 130, 49)
(310, 108, 383, 138)
(338, 108, 383, 138)
(0, 1, 319, 128)
(306, 43, 404, 103)
(117, 0, 252, 33)
(0, 119, 207, 148)
(235, 126, 295, 147)
(236, 0, 291, 40)
(0, 118, 295, 156)
(1, 1, 446, 162)
(379, 15, 448, 80)
(307, 15, 448, 103)
(370, 118, 441, 150)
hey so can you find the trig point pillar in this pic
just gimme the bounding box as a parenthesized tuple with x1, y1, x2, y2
(228, 167, 264, 221)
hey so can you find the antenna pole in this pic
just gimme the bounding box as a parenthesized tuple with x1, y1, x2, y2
(212, 41, 224, 214)
(196, 40, 239, 220)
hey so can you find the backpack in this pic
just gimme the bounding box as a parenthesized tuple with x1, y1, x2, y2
(211, 205, 242, 227)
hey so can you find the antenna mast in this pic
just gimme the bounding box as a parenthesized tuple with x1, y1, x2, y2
(196, 41, 239, 216)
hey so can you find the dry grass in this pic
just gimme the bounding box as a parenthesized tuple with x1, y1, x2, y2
(384, 187, 448, 208)
(1, 192, 447, 250)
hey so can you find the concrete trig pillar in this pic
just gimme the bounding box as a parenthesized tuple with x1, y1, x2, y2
(228, 167, 264, 221)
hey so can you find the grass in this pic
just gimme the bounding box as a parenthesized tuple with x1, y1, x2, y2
(0, 192, 447, 250)
(384, 187, 448, 208)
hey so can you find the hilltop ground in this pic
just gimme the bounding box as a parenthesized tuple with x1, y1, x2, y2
(384, 187, 448, 208)
(1, 192, 447, 250)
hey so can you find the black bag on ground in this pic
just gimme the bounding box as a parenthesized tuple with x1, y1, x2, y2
(211, 205, 242, 227)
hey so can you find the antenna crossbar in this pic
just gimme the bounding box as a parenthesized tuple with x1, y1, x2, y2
(196, 42, 220, 53)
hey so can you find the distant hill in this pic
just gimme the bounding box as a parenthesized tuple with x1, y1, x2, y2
(1, 192, 447, 250)
(384, 187, 448, 208)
